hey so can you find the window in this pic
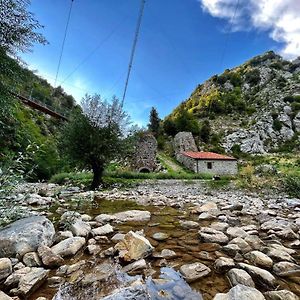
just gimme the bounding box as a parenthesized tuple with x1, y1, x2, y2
(207, 162, 212, 169)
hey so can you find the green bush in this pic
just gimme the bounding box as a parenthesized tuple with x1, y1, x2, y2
(284, 175, 300, 198)
(245, 69, 261, 85)
(273, 119, 282, 131)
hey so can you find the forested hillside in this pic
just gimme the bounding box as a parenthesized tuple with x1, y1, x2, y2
(0, 49, 77, 180)
(164, 51, 300, 154)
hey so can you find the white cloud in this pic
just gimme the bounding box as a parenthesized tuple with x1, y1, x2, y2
(199, 0, 300, 59)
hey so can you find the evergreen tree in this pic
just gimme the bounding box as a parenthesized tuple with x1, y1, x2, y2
(199, 120, 211, 143)
(148, 107, 160, 137)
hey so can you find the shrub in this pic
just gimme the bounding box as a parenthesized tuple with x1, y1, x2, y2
(273, 119, 282, 131)
(284, 175, 300, 198)
(245, 69, 261, 85)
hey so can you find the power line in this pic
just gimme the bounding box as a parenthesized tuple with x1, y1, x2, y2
(219, 0, 240, 70)
(121, 0, 146, 107)
(54, 0, 74, 88)
(59, 15, 128, 86)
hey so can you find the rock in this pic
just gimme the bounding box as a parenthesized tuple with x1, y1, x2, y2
(152, 232, 169, 241)
(210, 222, 229, 232)
(179, 262, 211, 283)
(38, 245, 64, 268)
(122, 259, 147, 275)
(199, 212, 216, 220)
(244, 251, 273, 269)
(0, 258, 12, 281)
(223, 244, 241, 256)
(196, 201, 218, 213)
(70, 220, 91, 237)
(25, 193, 54, 206)
(53, 231, 73, 244)
(56, 260, 86, 276)
(0, 291, 13, 300)
(0, 216, 55, 258)
(95, 210, 151, 224)
(227, 268, 255, 288)
(4, 266, 31, 288)
(86, 244, 101, 255)
(213, 284, 265, 300)
(214, 257, 235, 273)
(81, 214, 92, 222)
(273, 261, 300, 277)
(17, 267, 49, 296)
(226, 227, 248, 239)
(179, 220, 199, 229)
(13, 262, 25, 271)
(228, 238, 251, 253)
(115, 231, 154, 262)
(101, 284, 151, 300)
(264, 247, 294, 262)
(91, 224, 114, 236)
(264, 290, 299, 300)
(237, 263, 276, 288)
(23, 252, 42, 267)
(51, 237, 86, 258)
(161, 249, 177, 259)
(111, 233, 125, 243)
(199, 227, 229, 244)
(59, 211, 82, 227)
(221, 204, 243, 211)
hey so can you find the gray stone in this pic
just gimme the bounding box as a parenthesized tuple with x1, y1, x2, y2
(51, 237, 86, 258)
(227, 268, 255, 288)
(237, 263, 276, 288)
(86, 244, 101, 255)
(152, 232, 169, 241)
(213, 284, 265, 300)
(70, 220, 91, 237)
(180, 262, 211, 283)
(111, 233, 125, 243)
(214, 257, 235, 273)
(273, 261, 300, 277)
(91, 224, 114, 236)
(53, 231, 73, 244)
(23, 252, 42, 267)
(113, 210, 151, 223)
(4, 267, 31, 289)
(196, 202, 218, 213)
(122, 259, 147, 275)
(37, 245, 64, 268)
(244, 251, 273, 269)
(199, 227, 229, 244)
(115, 231, 154, 262)
(180, 220, 199, 229)
(17, 267, 49, 296)
(0, 258, 12, 281)
(264, 247, 294, 262)
(226, 227, 248, 239)
(0, 216, 55, 258)
(264, 290, 299, 300)
(0, 291, 13, 300)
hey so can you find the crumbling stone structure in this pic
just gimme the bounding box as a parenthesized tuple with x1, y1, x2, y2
(133, 133, 157, 172)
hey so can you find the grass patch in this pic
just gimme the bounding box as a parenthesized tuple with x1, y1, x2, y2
(284, 175, 300, 198)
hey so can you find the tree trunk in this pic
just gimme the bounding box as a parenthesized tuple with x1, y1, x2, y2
(91, 162, 104, 190)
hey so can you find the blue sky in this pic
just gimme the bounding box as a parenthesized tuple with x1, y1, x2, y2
(21, 0, 299, 126)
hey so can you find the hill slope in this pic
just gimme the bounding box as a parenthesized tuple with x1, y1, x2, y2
(167, 51, 300, 154)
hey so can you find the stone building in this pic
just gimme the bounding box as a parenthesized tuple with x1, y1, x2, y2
(174, 131, 237, 175)
(133, 133, 157, 172)
(178, 151, 237, 175)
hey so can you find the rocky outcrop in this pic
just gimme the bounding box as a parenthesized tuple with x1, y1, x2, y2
(0, 216, 55, 258)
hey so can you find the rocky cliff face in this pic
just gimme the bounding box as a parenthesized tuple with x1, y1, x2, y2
(169, 51, 300, 154)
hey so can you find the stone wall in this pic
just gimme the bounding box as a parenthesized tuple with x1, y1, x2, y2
(133, 133, 157, 172)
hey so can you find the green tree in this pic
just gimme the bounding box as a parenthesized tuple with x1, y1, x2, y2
(60, 94, 131, 189)
(199, 120, 211, 143)
(148, 107, 160, 137)
(174, 109, 200, 135)
(0, 0, 47, 55)
(163, 118, 177, 136)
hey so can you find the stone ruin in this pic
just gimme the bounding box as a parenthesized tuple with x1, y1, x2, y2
(173, 131, 198, 159)
(133, 133, 157, 173)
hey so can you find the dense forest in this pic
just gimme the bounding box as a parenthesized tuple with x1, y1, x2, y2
(0, 49, 77, 180)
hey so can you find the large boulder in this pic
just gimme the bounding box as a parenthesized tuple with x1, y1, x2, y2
(51, 237, 86, 258)
(95, 210, 151, 224)
(264, 290, 299, 300)
(0, 291, 13, 300)
(0, 216, 55, 258)
(115, 231, 154, 262)
(199, 227, 229, 244)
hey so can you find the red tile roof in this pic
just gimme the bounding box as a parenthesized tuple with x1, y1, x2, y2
(182, 151, 236, 160)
